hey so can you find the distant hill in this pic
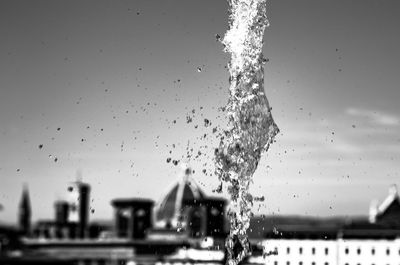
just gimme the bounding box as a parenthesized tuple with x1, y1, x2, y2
(248, 215, 368, 238)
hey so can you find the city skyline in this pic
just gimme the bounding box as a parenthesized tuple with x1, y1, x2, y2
(1, 0, 400, 223)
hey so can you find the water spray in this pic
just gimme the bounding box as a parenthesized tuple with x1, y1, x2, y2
(215, 1, 279, 264)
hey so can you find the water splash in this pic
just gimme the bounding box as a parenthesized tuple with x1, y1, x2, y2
(214, 1, 279, 264)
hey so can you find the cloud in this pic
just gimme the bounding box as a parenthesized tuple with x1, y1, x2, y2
(346, 108, 400, 126)
(328, 140, 362, 154)
(277, 121, 362, 159)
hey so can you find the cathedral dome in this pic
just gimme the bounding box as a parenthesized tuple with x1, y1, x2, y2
(155, 165, 205, 226)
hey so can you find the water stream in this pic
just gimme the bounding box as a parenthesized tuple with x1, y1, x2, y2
(214, 1, 279, 264)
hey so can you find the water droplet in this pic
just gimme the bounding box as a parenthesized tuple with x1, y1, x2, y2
(261, 57, 269, 64)
(197, 67, 202, 72)
(255, 196, 265, 202)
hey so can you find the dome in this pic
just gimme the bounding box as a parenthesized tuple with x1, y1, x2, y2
(155, 166, 206, 226)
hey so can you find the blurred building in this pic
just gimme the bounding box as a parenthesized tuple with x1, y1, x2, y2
(18, 185, 31, 237)
(5, 174, 400, 265)
(55, 200, 70, 225)
(248, 185, 400, 265)
(67, 181, 91, 238)
(31, 181, 100, 240)
(184, 197, 227, 238)
(111, 198, 153, 239)
(154, 166, 206, 228)
(5, 170, 228, 264)
(0, 224, 21, 254)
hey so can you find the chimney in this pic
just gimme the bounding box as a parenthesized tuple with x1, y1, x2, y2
(54, 200, 70, 224)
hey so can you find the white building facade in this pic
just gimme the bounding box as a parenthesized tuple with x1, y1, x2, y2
(249, 186, 400, 265)
(248, 238, 400, 265)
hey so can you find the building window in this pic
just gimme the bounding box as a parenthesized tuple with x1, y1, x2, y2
(325, 248, 328, 255)
(345, 248, 349, 254)
(312, 248, 315, 255)
(372, 248, 375, 255)
(287, 247, 290, 254)
(299, 247, 303, 254)
(357, 248, 361, 255)
(386, 248, 390, 255)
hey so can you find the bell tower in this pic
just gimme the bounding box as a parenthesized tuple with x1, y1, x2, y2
(19, 184, 31, 236)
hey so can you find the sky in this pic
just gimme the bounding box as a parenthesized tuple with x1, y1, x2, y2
(1, 0, 400, 223)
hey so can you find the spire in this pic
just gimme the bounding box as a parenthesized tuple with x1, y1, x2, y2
(19, 184, 31, 236)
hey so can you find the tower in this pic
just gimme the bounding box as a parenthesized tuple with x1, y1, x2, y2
(78, 183, 90, 238)
(66, 181, 91, 238)
(19, 184, 31, 236)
